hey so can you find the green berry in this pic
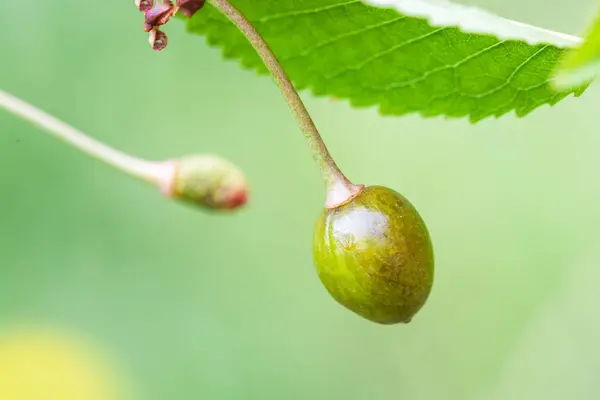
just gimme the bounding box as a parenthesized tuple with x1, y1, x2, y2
(313, 185, 434, 324)
(170, 154, 248, 211)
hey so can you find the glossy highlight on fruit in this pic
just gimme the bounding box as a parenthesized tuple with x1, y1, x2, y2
(313, 186, 434, 324)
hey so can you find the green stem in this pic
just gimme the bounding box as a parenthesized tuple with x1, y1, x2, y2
(207, 0, 363, 207)
(0, 89, 173, 188)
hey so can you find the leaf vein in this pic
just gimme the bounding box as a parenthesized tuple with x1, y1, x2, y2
(280, 16, 407, 63)
(469, 45, 551, 99)
(381, 40, 507, 90)
(325, 27, 449, 80)
(256, 0, 360, 23)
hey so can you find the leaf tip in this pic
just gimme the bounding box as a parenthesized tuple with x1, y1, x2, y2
(551, 63, 598, 92)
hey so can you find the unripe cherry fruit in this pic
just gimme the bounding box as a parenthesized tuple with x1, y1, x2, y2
(313, 185, 434, 324)
(168, 0, 436, 324)
(156, 154, 249, 211)
(170, 154, 248, 210)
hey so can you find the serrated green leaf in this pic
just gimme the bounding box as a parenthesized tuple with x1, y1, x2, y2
(185, 0, 587, 122)
(553, 10, 600, 90)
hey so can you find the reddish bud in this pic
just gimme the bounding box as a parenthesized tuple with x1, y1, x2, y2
(177, 0, 205, 17)
(135, 0, 154, 12)
(143, 3, 176, 32)
(149, 28, 168, 51)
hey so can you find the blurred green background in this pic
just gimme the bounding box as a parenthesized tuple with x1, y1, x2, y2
(1, 0, 600, 399)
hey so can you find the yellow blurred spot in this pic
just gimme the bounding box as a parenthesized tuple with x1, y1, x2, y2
(0, 327, 130, 400)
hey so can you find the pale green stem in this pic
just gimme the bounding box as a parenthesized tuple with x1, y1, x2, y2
(0, 89, 170, 185)
(207, 0, 363, 207)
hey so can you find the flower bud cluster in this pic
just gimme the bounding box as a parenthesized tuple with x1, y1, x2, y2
(134, 0, 205, 50)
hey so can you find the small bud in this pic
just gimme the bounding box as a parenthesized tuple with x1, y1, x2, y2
(160, 155, 249, 211)
(143, 3, 176, 32)
(149, 28, 168, 51)
(177, 0, 205, 17)
(135, 0, 154, 12)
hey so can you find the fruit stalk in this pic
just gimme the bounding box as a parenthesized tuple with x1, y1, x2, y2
(0, 89, 249, 210)
(207, 0, 363, 207)
(0, 89, 165, 184)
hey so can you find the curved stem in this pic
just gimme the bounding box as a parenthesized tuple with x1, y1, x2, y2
(207, 0, 363, 207)
(0, 89, 170, 185)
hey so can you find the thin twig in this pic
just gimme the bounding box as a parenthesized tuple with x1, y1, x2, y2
(0, 89, 162, 183)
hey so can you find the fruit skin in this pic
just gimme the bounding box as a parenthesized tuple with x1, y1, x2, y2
(313, 185, 434, 324)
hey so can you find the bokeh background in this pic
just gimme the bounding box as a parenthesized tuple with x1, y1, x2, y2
(1, 0, 600, 399)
